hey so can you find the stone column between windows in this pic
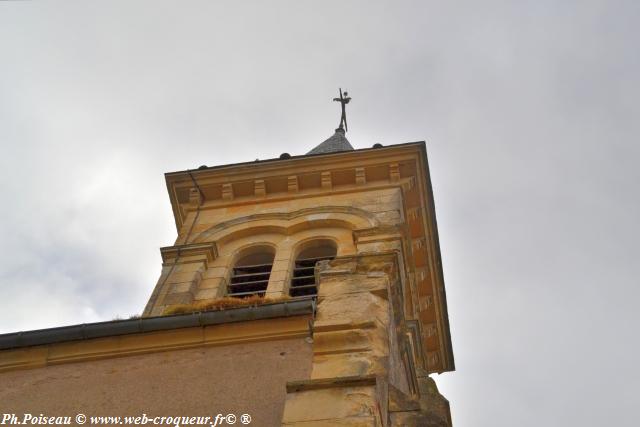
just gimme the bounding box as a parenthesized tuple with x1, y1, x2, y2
(265, 239, 294, 298)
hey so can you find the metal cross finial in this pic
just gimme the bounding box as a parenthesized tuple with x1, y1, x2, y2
(333, 88, 351, 132)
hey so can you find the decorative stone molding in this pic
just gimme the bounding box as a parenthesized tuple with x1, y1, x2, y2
(160, 242, 218, 268)
(412, 238, 426, 251)
(193, 206, 379, 243)
(254, 179, 266, 197)
(405, 320, 428, 371)
(415, 267, 427, 282)
(188, 187, 202, 206)
(353, 225, 404, 245)
(427, 351, 440, 369)
(355, 167, 366, 185)
(287, 175, 299, 192)
(424, 323, 437, 338)
(222, 183, 233, 200)
(419, 295, 433, 311)
(401, 176, 416, 192)
(389, 162, 401, 182)
(321, 171, 332, 189)
(406, 206, 421, 221)
(286, 374, 377, 393)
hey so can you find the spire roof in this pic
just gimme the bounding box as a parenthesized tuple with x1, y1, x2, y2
(306, 128, 354, 155)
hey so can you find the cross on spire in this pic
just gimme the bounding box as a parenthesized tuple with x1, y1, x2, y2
(333, 88, 351, 132)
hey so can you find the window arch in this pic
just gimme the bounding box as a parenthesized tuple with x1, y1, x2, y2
(228, 246, 275, 298)
(289, 239, 337, 297)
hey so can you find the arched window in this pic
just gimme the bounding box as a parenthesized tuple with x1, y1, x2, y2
(228, 247, 274, 298)
(290, 240, 337, 297)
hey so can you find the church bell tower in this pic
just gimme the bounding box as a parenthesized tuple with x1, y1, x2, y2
(143, 90, 455, 426)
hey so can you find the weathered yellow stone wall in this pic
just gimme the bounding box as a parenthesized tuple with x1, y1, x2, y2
(281, 253, 451, 426)
(0, 338, 312, 426)
(145, 188, 403, 317)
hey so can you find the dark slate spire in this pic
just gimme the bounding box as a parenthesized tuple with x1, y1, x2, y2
(306, 127, 354, 155)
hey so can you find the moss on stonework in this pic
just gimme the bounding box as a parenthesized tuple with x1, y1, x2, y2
(162, 295, 291, 315)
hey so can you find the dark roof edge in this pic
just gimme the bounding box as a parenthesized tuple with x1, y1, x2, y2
(165, 141, 427, 177)
(0, 299, 315, 351)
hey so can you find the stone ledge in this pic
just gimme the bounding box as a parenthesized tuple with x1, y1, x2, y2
(160, 242, 218, 266)
(286, 374, 377, 393)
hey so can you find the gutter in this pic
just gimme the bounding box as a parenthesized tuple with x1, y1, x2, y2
(0, 298, 315, 351)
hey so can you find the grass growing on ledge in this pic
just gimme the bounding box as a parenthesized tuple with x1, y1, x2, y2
(163, 295, 291, 316)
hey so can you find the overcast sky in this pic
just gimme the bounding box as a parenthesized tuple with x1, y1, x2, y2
(1, 1, 639, 425)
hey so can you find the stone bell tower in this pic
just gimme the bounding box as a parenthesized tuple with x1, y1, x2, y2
(142, 92, 455, 426)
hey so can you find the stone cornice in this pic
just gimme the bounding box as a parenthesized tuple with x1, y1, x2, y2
(160, 242, 218, 267)
(166, 143, 425, 231)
